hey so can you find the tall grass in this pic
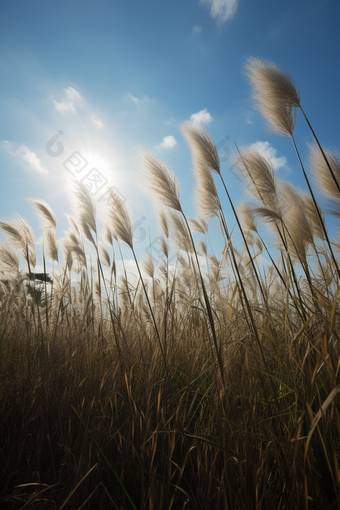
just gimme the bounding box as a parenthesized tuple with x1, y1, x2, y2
(0, 58, 340, 509)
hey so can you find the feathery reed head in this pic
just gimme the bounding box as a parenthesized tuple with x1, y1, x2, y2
(29, 199, 57, 229)
(45, 228, 59, 262)
(238, 202, 257, 233)
(234, 146, 279, 211)
(28, 199, 58, 262)
(194, 173, 221, 221)
(170, 211, 193, 253)
(99, 244, 111, 268)
(0, 243, 20, 275)
(106, 189, 133, 249)
(301, 192, 325, 240)
(70, 179, 97, 234)
(103, 225, 113, 246)
(142, 253, 155, 279)
(309, 144, 340, 201)
(158, 210, 169, 238)
(188, 217, 208, 235)
(0, 216, 36, 268)
(279, 182, 313, 262)
(140, 150, 182, 211)
(159, 236, 169, 258)
(180, 121, 220, 175)
(244, 57, 299, 136)
(198, 239, 208, 257)
(245, 57, 300, 107)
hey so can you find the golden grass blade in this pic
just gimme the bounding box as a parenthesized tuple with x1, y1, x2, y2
(304, 384, 340, 463)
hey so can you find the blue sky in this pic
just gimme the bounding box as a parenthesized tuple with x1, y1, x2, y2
(0, 0, 339, 273)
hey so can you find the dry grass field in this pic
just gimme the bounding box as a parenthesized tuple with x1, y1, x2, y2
(0, 58, 339, 509)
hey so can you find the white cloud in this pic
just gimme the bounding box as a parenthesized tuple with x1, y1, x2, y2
(53, 86, 82, 113)
(126, 93, 150, 106)
(91, 115, 103, 128)
(246, 117, 253, 125)
(1, 141, 47, 174)
(193, 26, 202, 33)
(200, 0, 239, 24)
(64, 87, 81, 102)
(156, 136, 177, 150)
(53, 99, 75, 113)
(190, 108, 213, 125)
(250, 141, 288, 171)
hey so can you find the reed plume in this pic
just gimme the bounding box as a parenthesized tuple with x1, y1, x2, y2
(29, 199, 57, 229)
(106, 189, 133, 249)
(301, 192, 325, 241)
(158, 210, 169, 239)
(180, 121, 220, 175)
(140, 150, 182, 212)
(309, 144, 340, 203)
(0, 216, 36, 272)
(188, 217, 208, 235)
(244, 57, 298, 136)
(99, 244, 111, 268)
(0, 243, 20, 275)
(169, 211, 193, 254)
(180, 122, 221, 220)
(279, 182, 314, 263)
(70, 179, 97, 236)
(44, 228, 59, 263)
(234, 145, 281, 212)
(142, 253, 155, 280)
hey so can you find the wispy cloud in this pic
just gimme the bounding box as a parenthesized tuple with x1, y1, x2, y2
(251, 141, 288, 171)
(190, 108, 213, 125)
(165, 117, 176, 125)
(200, 0, 239, 24)
(91, 115, 103, 128)
(193, 25, 202, 33)
(53, 86, 82, 113)
(156, 135, 177, 150)
(1, 141, 47, 174)
(126, 92, 151, 106)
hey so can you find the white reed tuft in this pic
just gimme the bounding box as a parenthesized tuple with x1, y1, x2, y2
(280, 182, 313, 262)
(0, 243, 20, 275)
(159, 236, 169, 258)
(198, 239, 208, 257)
(140, 150, 182, 212)
(142, 253, 155, 279)
(309, 144, 340, 201)
(29, 199, 58, 263)
(106, 189, 133, 249)
(244, 57, 299, 136)
(234, 146, 280, 213)
(158, 210, 169, 238)
(180, 122, 221, 220)
(170, 211, 193, 253)
(188, 217, 208, 235)
(45, 228, 59, 262)
(238, 202, 257, 233)
(180, 121, 220, 175)
(28, 199, 57, 229)
(99, 244, 111, 268)
(70, 179, 97, 235)
(301, 192, 325, 241)
(0, 216, 36, 269)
